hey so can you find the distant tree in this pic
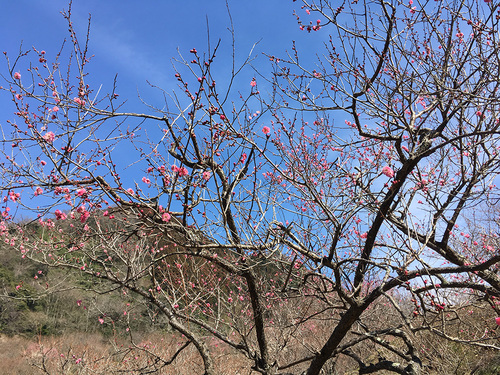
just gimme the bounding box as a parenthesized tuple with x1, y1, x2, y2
(1, 1, 500, 374)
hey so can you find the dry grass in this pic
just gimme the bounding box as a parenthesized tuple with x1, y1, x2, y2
(0, 332, 259, 375)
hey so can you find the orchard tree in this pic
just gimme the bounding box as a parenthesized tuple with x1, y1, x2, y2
(1, 0, 500, 374)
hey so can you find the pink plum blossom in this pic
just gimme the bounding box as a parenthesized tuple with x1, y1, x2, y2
(43, 131, 55, 143)
(250, 79, 257, 87)
(76, 188, 87, 197)
(496, 317, 500, 325)
(202, 171, 211, 181)
(162, 212, 171, 222)
(9, 191, 20, 202)
(262, 126, 271, 135)
(54, 209, 67, 220)
(14, 72, 21, 80)
(142, 176, 151, 185)
(34, 187, 43, 196)
(73, 97, 85, 106)
(80, 211, 90, 223)
(381, 166, 394, 178)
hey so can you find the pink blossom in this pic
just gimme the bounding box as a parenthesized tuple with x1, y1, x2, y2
(43, 131, 55, 143)
(52, 106, 59, 112)
(142, 176, 151, 185)
(14, 72, 21, 80)
(360, 232, 368, 239)
(496, 317, 500, 325)
(162, 212, 171, 222)
(381, 166, 394, 178)
(80, 211, 90, 223)
(54, 209, 67, 220)
(76, 188, 87, 197)
(262, 126, 271, 135)
(250, 79, 257, 87)
(98, 317, 104, 324)
(126, 188, 134, 195)
(9, 191, 20, 202)
(73, 97, 85, 106)
(178, 167, 189, 177)
(34, 187, 43, 196)
(202, 171, 211, 181)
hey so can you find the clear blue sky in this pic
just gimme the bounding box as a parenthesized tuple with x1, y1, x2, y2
(1, 1, 320, 105)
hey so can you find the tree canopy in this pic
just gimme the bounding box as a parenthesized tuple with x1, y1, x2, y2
(1, 1, 499, 374)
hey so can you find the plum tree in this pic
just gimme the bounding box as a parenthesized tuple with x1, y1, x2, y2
(1, 1, 500, 374)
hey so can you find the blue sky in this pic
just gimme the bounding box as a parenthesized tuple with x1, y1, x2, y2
(1, 1, 316, 104)
(0, 0, 332, 218)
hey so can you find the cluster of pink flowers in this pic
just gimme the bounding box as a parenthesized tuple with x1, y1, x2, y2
(54, 209, 67, 220)
(7, 191, 20, 202)
(142, 176, 151, 185)
(43, 131, 56, 143)
(73, 97, 86, 106)
(172, 165, 189, 176)
(54, 186, 69, 196)
(76, 205, 90, 223)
